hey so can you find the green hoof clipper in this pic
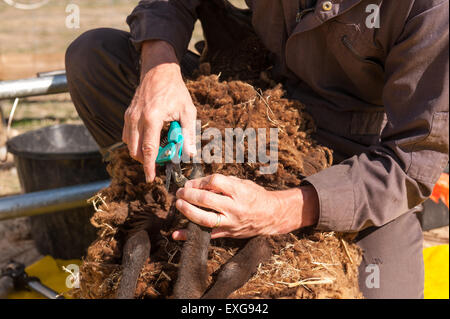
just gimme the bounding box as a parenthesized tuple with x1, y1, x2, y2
(156, 121, 184, 164)
(156, 121, 188, 190)
(102, 121, 188, 190)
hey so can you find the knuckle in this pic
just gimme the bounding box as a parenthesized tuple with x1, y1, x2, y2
(182, 105, 197, 120)
(141, 143, 157, 155)
(129, 150, 138, 159)
(198, 192, 210, 204)
(146, 108, 161, 120)
(176, 199, 184, 211)
(130, 112, 141, 123)
(124, 109, 131, 122)
(199, 216, 210, 227)
(188, 105, 197, 116)
(209, 174, 222, 186)
(176, 187, 185, 198)
(142, 114, 154, 125)
(143, 111, 163, 127)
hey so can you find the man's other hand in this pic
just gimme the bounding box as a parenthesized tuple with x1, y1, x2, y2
(173, 174, 320, 240)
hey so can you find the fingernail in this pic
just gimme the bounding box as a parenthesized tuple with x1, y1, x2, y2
(176, 188, 184, 198)
(176, 199, 183, 209)
(145, 172, 154, 183)
(173, 230, 186, 241)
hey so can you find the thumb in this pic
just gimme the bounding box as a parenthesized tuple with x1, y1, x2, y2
(172, 229, 187, 241)
(180, 108, 197, 156)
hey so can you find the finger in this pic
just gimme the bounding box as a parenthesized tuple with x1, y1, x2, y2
(127, 108, 142, 161)
(124, 93, 141, 157)
(141, 116, 163, 183)
(172, 229, 187, 241)
(184, 174, 238, 196)
(176, 199, 228, 229)
(135, 125, 146, 163)
(123, 98, 135, 145)
(122, 116, 129, 145)
(211, 229, 229, 239)
(122, 131, 129, 146)
(173, 227, 229, 240)
(176, 187, 232, 213)
(122, 107, 132, 145)
(211, 230, 249, 239)
(179, 106, 197, 156)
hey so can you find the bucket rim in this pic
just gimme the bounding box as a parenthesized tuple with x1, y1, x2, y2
(6, 124, 103, 160)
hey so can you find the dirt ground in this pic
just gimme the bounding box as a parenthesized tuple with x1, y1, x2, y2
(0, 0, 448, 296)
(0, 0, 246, 80)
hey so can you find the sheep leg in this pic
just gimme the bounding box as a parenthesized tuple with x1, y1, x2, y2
(172, 164, 212, 298)
(115, 230, 151, 299)
(172, 222, 212, 298)
(202, 236, 271, 299)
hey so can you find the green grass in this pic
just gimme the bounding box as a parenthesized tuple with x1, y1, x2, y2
(1, 94, 80, 132)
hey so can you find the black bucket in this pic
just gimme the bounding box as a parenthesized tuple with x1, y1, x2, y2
(6, 124, 108, 259)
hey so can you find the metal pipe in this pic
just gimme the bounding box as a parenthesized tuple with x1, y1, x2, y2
(37, 70, 66, 78)
(27, 279, 65, 299)
(0, 74, 68, 100)
(0, 180, 110, 221)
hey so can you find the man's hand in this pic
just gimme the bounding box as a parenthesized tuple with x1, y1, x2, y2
(173, 174, 320, 240)
(122, 40, 197, 182)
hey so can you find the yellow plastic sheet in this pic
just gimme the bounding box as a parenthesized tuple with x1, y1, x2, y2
(424, 244, 449, 299)
(7, 256, 81, 299)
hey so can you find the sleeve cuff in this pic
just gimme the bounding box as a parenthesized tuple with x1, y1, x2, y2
(127, 5, 196, 62)
(301, 165, 356, 232)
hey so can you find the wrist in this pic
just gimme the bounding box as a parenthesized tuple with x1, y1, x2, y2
(298, 186, 319, 228)
(273, 186, 319, 233)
